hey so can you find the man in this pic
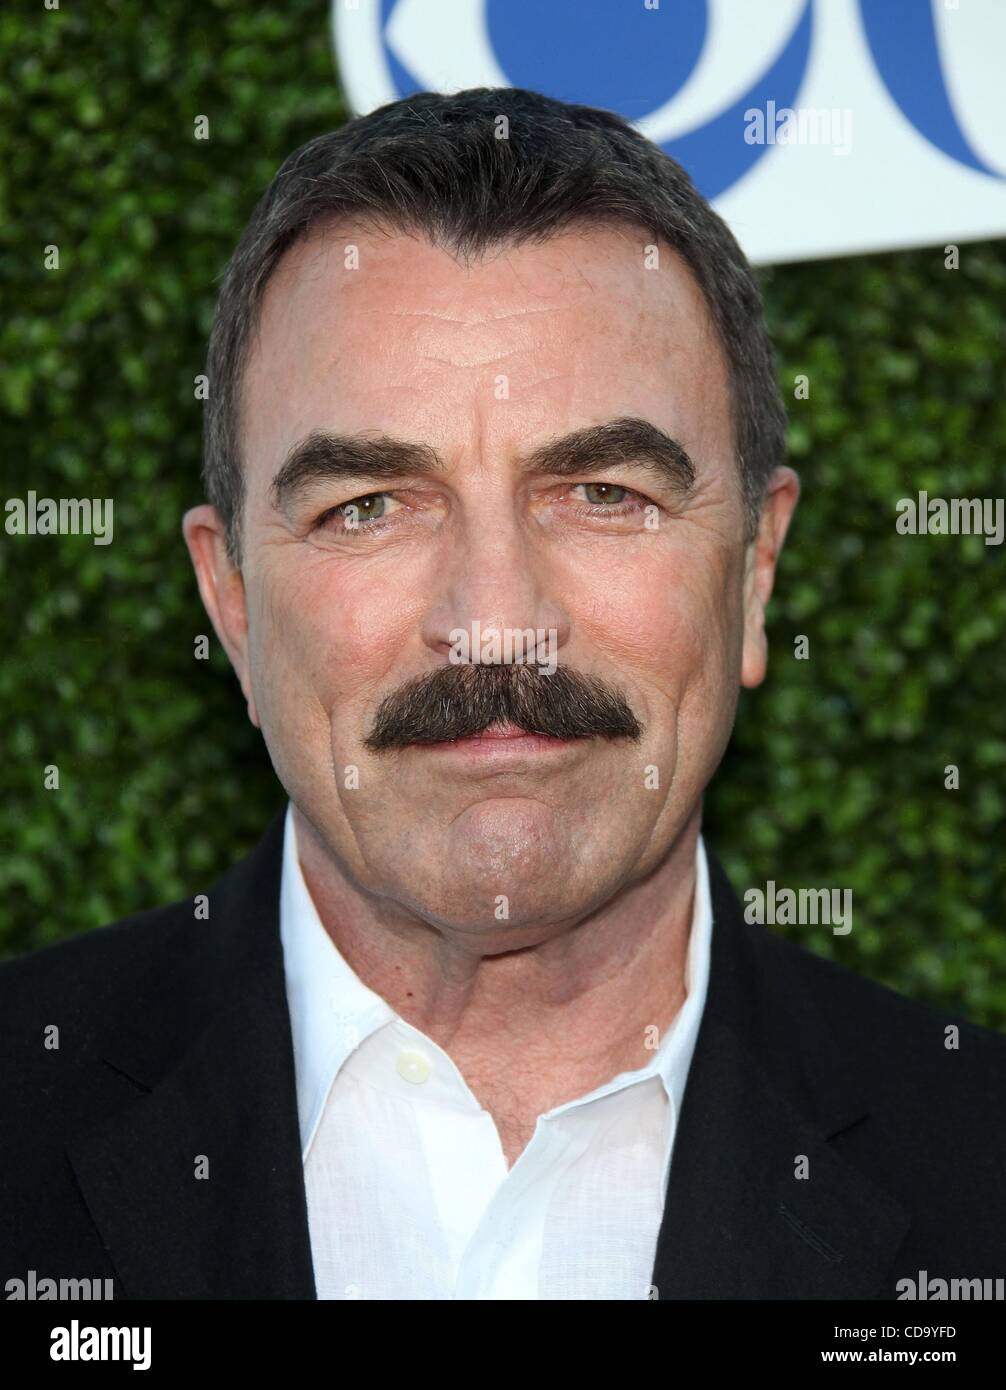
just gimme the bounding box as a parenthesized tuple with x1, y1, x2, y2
(2, 88, 1003, 1302)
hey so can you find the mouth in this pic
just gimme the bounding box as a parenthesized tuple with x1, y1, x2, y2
(409, 722, 582, 758)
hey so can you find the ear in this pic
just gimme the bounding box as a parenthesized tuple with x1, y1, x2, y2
(182, 505, 260, 727)
(741, 466, 800, 689)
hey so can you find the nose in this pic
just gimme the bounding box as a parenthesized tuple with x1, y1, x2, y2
(420, 502, 570, 668)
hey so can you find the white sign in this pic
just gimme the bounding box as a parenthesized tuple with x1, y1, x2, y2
(332, 0, 1006, 265)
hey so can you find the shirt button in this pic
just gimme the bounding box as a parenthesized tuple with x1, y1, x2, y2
(396, 1049, 433, 1084)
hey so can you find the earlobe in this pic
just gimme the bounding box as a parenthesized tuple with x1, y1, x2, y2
(246, 690, 261, 729)
(182, 504, 253, 703)
(740, 582, 769, 689)
(739, 465, 800, 690)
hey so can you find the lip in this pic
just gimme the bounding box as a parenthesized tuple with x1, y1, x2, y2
(410, 724, 581, 758)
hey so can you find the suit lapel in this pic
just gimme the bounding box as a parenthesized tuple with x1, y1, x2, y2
(652, 851, 911, 1299)
(66, 809, 316, 1299)
(64, 810, 910, 1299)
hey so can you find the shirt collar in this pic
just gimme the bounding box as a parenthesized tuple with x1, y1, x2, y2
(279, 801, 713, 1158)
(279, 804, 394, 1154)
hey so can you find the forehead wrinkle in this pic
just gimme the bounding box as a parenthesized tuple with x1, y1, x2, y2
(420, 347, 527, 370)
(378, 305, 563, 325)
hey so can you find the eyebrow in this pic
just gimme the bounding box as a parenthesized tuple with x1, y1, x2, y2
(269, 416, 696, 512)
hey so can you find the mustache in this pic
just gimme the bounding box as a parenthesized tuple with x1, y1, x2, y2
(364, 663, 643, 750)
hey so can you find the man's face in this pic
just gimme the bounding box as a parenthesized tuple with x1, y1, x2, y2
(188, 223, 795, 938)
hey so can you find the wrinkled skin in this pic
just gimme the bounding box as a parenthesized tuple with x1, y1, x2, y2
(184, 223, 798, 1152)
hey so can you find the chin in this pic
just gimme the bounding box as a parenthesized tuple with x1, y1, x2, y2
(409, 851, 619, 939)
(438, 798, 563, 877)
(414, 886, 589, 942)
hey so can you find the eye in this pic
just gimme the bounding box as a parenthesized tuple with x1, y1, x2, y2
(317, 492, 398, 532)
(571, 482, 652, 510)
(578, 482, 629, 506)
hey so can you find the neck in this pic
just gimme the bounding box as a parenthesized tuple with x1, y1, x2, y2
(294, 806, 701, 1112)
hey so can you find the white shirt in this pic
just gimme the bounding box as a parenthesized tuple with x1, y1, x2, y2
(278, 801, 712, 1300)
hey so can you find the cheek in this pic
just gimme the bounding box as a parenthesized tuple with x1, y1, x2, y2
(665, 557, 748, 774)
(573, 545, 744, 708)
(248, 560, 421, 732)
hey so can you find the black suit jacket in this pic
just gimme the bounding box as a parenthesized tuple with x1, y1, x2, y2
(2, 806, 1004, 1299)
